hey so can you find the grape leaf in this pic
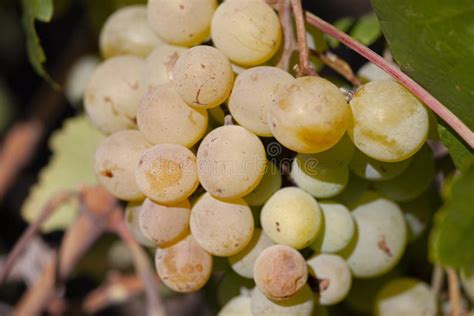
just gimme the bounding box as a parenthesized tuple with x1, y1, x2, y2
(21, 0, 58, 88)
(327, 17, 354, 48)
(430, 162, 474, 270)
(349, 13, 381, 46)
(21, 116, 104, 232)
(371, 0, 474, 169)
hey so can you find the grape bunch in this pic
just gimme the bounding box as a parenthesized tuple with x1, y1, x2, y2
(84, 0, 438, 315)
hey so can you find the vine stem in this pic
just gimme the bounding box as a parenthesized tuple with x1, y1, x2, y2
(305, 12, 474, 148)
(290, 0, 316, 76)
(446, 268, 463, 316)
(275, 0, 294, 71)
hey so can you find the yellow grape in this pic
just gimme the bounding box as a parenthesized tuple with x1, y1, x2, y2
(244, 161, 282, 206)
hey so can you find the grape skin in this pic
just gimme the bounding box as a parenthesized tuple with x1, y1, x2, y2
(261, 187, 321, 249)
(125, 202, 155, 248)
(155, 234, 213, 293)
(374, 278, 437, 316)
(349, 80, 429, 162)
(228, 228, 275, 279)
(211, 0, 281, 66)
(172, 46, 234, 109)
(251, 285, 314, 316)
(197, 125, 267, 200)
(219, 295, 253, 316)
(137, 83, 208, 147)
(135, 143, 199, 204)
(99, 5, 161, 59)
(94, 130, 150, 201)
(269, 76, 350, 154)
(244, 161, 282, 206)
(147, 0, 216, 46)
(142, 44, 187, 90)
(190, 192, 254, 257)
(253, 244, 308, 300)
(343, 192, 407, 278)
(310, 202, 355, 253)
(228, 66, 294, 136)
(138, 198, 190, 247)
(84, 56, 144, 134)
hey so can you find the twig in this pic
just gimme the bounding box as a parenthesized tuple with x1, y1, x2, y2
(290, 0, 316, 76)
(431, 265, 445, 299)
(311, 49, 362, 86)
(305, 12, 474, 148)
(447, 268, 463, 316)
(0, 191, 75, 285)
(276, 0, 295, 71)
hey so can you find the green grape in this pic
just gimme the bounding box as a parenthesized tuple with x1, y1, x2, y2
(99, 5, 161, 59)
(349, 148, 412, 181)
(307, 254, 352, 305)
(147, 0, 216, 46)
(374, 278, 437, 316)
(334, 172, 370, 206)
(190, 192, 254, 257)
(261, 187, 321, 249)
(217, 271, 254, 306)
(344, 192, 407, 278)
(399, 194, 431, 242)
(197, 125, 267, 200)
(228, 66, 294, 136)
(142, 43, 187, 90)
(155, 234, 213, 293)
(244, 161, 282, 206)
(138, 198, 190, 247)
(219, 295, 253, 316)
(310, 202, 355, 253)
(461, 267, 474, 302)
(251, 285, 314, 316)
(254, 245, 308, 300)
(172, 46, 234, 109)
(137, 83, 208, 148)
(125, 202, 155, 248)
(349, 80, 429, 162)
(373, 145, 434, 202)
(228, 228, 275, 279)
(211, 0, 281, 66)
(269, 76, 350, 154)
(95, 130, 151, 201)
(84, 56, 144, 134)
(135, 144, 199, 204)
(291, 158, 349, 199)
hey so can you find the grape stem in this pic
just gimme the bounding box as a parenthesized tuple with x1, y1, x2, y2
(310, 49, 362, 86)
(305, 13, 474, 148)
(275, 0, 295, 71)
(290, 0, 316, 76)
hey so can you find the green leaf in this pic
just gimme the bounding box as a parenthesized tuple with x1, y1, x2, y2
(327, 17, 354, 48)
(430, 162, 474, 270)
(21, 116, 104, 232)
(439, 125, 473, 170)
(21, 0, 58, 88)
(372, 0, 474, 168)
(349, 13, 381, 46)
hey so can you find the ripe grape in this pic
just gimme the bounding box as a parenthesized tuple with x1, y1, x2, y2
(291, 157, 349, 198)
(95, 130, 150, 201)
(228, 228, 275, 279)
(84, 56, 144, 134)
(251, 285, 314, 316)
(374, 278, 437, 316)
(307, 254, 352, 305)
(65, 55, 99, 104)
(349, 80, 429, 162)
(99, 5, 161, 59)
(211, 0, 281, 66)
(244, 161, 282, 206)
(373, 145, 434, 202)
(197, 125, 266, 200)
(138, 198, 190, 247)
(135, 143, 199, 204)
(137, 83, 208, 147)
(155, 234, 212, 293)
(343, 192, 407, 278)
(311, 202, 355, 253)
(147, 0, 216, 46)
(269, 76, 350, 153)
(217, 271, 254, 306)
(261, 187, 321, 249)
(334, 172, 369, 206)
(253, 245, 308, 300)
(142, 44, 187, 90)
(219, 295, 253, 316)
(172, 45, 234, 109)
(190, 192, 254, 257)
(349, 148, 412, 181)
(125, 202, 155, 248)
(228, 66, 294, 136)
